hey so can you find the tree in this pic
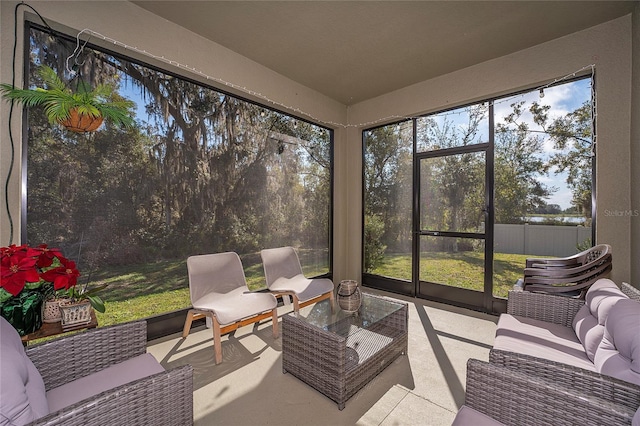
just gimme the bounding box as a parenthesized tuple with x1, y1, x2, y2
(530, 101, 593, 217)
(494, 101, 553, 223)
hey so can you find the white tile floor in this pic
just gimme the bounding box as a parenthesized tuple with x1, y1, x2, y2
(147, 289, 498, 426)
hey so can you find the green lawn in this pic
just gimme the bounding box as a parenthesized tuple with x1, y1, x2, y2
(91, 251, 328, 327)
(370, 251, 529, 299)
(91, 251, 526, 327)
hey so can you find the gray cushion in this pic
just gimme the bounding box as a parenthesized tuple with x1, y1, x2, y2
(46, 353, 165, 413)
(594, 298, 640, 385)
(494, 314, 596, 371)
(0, 317, 49, 425)
(192, 286, 277, 326)
(572, 305, 602, 361)
(572, 278, 628, 362)
(269, 274, 334, 303)
(452, 406, 505, 426)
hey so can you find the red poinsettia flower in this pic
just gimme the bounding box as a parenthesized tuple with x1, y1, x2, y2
(0, 250, 41, 296)
(34, 244, 64, 268)
(40, 257, 81, 291)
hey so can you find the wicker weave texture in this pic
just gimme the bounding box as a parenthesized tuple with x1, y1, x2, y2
(621, 282, 640, 302)
(25, 321, 194, 425)
(26, 320, 148, 390)
(489, 349, 640, 416)
(506, 290, 585, 327)
(465, 359, 635, 425)
(282, 295, 407, 410)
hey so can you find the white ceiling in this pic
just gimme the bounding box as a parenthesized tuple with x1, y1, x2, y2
(132, 1, 636, 105)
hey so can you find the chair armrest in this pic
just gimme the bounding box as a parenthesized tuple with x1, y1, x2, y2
(506, 290, 584, 327)
(526, 257, 579, 268)
(26, 321, 148, 390)
(489, 349, 640, 412)
(622, 282, 640, 302)
(465, 359, 637, 425)
(29, 365, 193, 426)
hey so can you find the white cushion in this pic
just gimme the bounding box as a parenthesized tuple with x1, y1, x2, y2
(0, 317, 49, 425)
(46, 353, 165, 413)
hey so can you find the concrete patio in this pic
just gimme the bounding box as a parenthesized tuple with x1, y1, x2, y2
(147, 289, 498, 425)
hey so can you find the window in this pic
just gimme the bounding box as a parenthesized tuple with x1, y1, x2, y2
(363, 76, 594, 301)
(24, 25, 333, 326)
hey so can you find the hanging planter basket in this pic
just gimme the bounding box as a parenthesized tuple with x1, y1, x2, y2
(59, 109, 104, 133)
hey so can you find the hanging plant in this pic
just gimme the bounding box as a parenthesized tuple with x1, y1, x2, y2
(0, 65, 134, 132)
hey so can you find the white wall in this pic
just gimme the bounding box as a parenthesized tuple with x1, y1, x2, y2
(346, 15, 634, 285)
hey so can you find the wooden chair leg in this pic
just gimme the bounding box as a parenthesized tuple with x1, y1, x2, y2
(292, 295, 300, 313)
(213, 315, 222, 364)
(182, 310, 195, 338)
(271, 309, 279, 338)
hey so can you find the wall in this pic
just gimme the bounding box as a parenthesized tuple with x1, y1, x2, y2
(346, 15, 634, 285)
(631, 2, 640, 287)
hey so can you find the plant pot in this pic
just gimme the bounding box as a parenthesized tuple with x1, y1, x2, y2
(337, 280, 362, 314)
(42, 297, 69, 323)
(59, 299, 93, 330)
(0, 289, 45, 336)
(58, 109, 104, 133)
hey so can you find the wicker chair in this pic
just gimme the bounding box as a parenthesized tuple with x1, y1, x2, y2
(454, 358, 639, 425)
(260, 246, 334, 313)
(22, 321, 193, 425)
(523, 243, 612, 296)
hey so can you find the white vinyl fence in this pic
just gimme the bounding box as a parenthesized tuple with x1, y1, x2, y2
(494, 224, 592, 257)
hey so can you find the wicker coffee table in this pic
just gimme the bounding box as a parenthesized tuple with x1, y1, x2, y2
(282, 293, 408, 410)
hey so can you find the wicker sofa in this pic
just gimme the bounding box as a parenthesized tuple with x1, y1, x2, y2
(453, 280, 640, 425)
(0, 318, 193, 426)
(492, 279, 640, 384)
(453, 356, 640, 425)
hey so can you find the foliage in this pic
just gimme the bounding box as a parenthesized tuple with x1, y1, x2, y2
(530, 101, 593, 216)
(495, 101, 551, 223)
(64, 282, 108, 313)
(0, 244, 79, 304)
(364, 214, 387, 272)
(0, 65, 135, 130)
(25, 27, 331, 283)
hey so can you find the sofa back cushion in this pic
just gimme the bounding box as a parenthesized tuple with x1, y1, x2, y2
(572, 278, 628, 361)
(0, 317, 48, 425)
(594, 298, 640, 385)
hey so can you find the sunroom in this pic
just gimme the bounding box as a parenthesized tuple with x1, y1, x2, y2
(1, 1, 639, 425)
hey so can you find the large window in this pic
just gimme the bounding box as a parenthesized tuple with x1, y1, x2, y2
(364, 76, 593, 301)
(24, 25, 333, 326)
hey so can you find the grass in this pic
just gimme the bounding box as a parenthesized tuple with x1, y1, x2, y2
(370, 251, 530, 299)
(90, 250, 526, 328)
(90, 250, 329, 327)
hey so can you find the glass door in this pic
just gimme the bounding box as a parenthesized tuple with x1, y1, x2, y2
(414, 145, 493, 310)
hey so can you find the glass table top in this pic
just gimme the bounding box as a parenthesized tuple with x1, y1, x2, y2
(290, 293, 405, 338)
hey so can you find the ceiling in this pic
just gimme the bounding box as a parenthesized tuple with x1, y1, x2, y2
(132, 1, 636, 105)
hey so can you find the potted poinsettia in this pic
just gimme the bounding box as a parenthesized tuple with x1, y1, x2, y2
(0, 65, 134, 133)
(0, 244, 80, 335)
